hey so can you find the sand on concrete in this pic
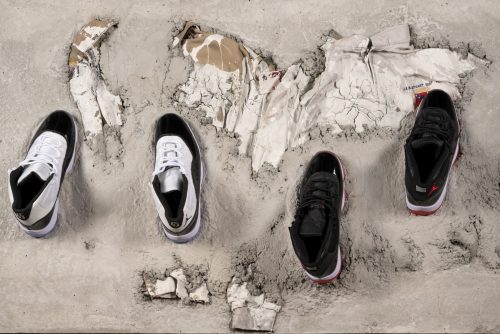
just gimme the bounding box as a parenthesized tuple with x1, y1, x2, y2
(1, 0, 500, 332)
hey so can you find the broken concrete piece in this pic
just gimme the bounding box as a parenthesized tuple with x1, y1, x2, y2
(143, 272, 156, 299)
(143, 268, 212, 305)
(143, 273, 176, 299)
(227, 280, 281, 332)
(232, 305, 281, 332)
(189, 283, 210, 304)
(170, 269, 189, 302)
(155, 277, 177, 299)
(69, 19, 123, 139)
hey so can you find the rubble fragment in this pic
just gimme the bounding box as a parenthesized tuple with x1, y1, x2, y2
(170, 269, 189, 302)
(227, 279, 281, 332)
(142, 268, 211, 304)
(189, 283, 211, 304)
(154, 277, 177, 299)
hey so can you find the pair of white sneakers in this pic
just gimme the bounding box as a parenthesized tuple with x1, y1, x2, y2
(8, 112, 203, 242)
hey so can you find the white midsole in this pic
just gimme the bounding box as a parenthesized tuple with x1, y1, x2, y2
(406, 139, 459, 213)
(306, 246, 342, 282)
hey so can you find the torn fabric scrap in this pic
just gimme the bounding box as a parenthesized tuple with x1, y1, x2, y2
(175, 22, 279, 157)
(69, 19, 123, 138)
(175, 23, 476, 171)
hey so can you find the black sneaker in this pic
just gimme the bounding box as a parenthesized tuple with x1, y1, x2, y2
(289, 151, 346, 283)
(149, 113, 205, 243)
(7, 111, 78, 237)
(405, 89, 460, 215)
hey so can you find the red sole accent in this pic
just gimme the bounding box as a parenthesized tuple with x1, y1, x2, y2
(408, 208, 439, 216)
(311, 250, 343, 284)
(454, 145, 462, 166)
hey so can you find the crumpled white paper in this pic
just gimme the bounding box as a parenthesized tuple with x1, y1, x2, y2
(69, 19, 123, 138)
(176, 24, 476, 171)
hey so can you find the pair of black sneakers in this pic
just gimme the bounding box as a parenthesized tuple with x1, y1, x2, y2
(290, 90, 460, 283)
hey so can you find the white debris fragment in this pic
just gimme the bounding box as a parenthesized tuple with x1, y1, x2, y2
(143, 273, 157, 298)
(69, 64, 102, 136)
(227, 280, 281, 332)
(154, 277, 177, 299)
(69, 19, 123, 138)
(176, 23, 476, 172)
(189, 282, 210, 304)
(170, 269, 189, 302)
(96, 81, 123, 127)
(143, 274, 176, 299)
(143, 269, 211, 304)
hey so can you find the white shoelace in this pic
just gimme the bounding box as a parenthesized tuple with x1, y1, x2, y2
(20, 135, 61, 176)
(154, 141, 185, 175)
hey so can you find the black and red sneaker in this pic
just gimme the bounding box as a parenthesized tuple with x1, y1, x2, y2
(405, 89, 460, 215)
(289, 152, 346, 283)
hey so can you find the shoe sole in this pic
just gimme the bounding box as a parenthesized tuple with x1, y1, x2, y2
(306, 248, 343, 284)
(406, 140, 460, 216)
(18, 118, 78, 238)
(160, 119, 205, 243)
(305, 151, 347, 284)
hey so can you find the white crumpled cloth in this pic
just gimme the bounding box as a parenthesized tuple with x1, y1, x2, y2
(176, 24, 475, 171)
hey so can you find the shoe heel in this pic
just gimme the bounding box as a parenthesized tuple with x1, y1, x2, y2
(307, 247, 343, 284)
(18, 200, 59, 238)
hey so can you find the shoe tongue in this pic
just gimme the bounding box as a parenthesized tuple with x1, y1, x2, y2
(419, 108, 450, 130)
(17, 163, 52, 185)
(299, 206, 326, 237)
(158, 167, 183, 193)
(411, 137, 444, 160)
(298, 172, 338, 238)
(423, 107, 449, 118)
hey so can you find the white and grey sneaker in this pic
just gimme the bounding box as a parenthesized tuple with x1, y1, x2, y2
(7, 111, 78, 238)
(150, 113, 204, 243)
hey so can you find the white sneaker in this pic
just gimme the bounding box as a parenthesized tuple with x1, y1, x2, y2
(150, 113, 204, 243)
(7, 111, 78, 238)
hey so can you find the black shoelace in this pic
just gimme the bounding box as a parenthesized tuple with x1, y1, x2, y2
(295, 179, 336, 220)
(412, 109, 452, 141)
